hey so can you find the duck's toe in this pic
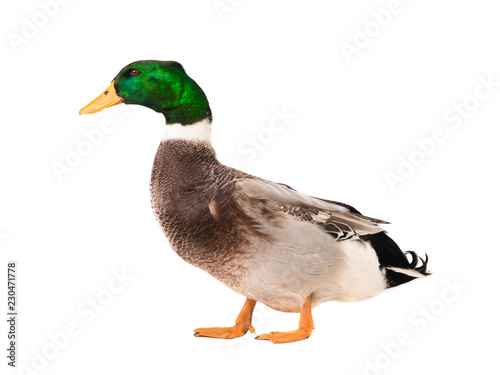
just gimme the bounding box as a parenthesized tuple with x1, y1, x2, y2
(194, 324, 255, 339)
(255, 328, 312, 344)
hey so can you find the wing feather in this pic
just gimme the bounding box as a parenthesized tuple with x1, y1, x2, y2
(234, 178, 388, 240)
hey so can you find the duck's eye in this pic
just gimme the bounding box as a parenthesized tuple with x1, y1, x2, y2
(129, 69, 140, 76)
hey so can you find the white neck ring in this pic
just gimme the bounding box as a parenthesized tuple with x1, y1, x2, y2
(162, 119, 212, 144)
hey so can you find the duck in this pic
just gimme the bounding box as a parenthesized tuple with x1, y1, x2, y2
(79, 60, 430, 344)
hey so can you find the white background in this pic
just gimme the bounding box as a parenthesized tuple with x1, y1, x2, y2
(1, 0, 499, 374)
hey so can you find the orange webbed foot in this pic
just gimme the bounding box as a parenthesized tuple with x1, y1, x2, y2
(255, 295, 315, 344)
(194, 323, 255, 339)
(193, 298, 256, 340)
(255, 328, 312, 343)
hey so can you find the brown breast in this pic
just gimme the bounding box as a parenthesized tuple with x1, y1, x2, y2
(149, 139, 253, 288)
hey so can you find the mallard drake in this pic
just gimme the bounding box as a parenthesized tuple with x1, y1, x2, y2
(80, 60, 430, 344)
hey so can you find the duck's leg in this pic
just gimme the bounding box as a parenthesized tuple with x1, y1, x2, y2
(193, 298, 256, 339)
(255, 295, 315, 344)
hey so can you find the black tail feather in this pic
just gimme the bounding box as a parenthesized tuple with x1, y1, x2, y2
(361, 232, 431, 288)
(415, 252, 430, 275)
(406, 251, 419, 268)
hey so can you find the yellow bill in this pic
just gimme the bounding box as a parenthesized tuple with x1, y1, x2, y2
(79, 80, 124, 115)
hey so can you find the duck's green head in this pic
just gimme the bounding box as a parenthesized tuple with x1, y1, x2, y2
(80, 60, 212, 125)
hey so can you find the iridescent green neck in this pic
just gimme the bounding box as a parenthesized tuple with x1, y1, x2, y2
(161, 92, 212, 125)
(157, 67, 212, 125)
